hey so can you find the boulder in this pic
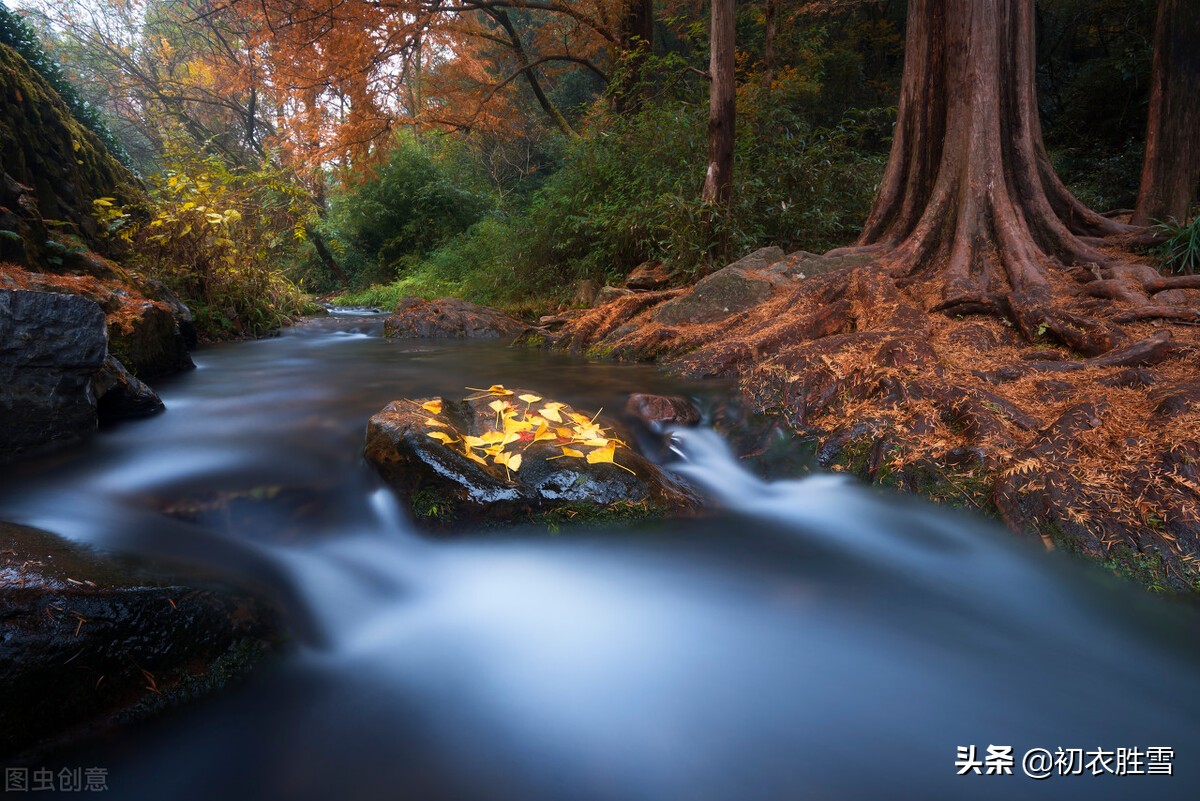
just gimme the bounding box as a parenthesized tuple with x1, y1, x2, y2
(109, 301, 195, 379)
(594, 286, 635, 306)
(0, 521, 279, 755)
(383, 297, 528, 340)
(624, 261, 675, 291)
(651, 267, 775, 326)
(726, 246, 785, 273)
(0, 290, 106, 456)
(364, 388, 700, 529)
(92, 355, 164, 422)
(570, 279, 600, 307)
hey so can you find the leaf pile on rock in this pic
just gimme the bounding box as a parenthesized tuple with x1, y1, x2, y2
(365, 385, 699, 530)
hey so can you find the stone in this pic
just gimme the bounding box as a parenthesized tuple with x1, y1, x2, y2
(109, 301, 195, 379)
(594, 286, 634, 306)
(0, 290, 106, 457)
(768, 249, 878, 281)
(93, 355, 165, 422)
(383, 297, 528, 340)
(364, 389, 700, 529)
(726, 246, 785, 273)
(570, 279, 600, 307)
(624, 261, 675, 291)
(624, 393, 701, 428)
(651, 267, 775, 326)
(0, 521, 279, 755)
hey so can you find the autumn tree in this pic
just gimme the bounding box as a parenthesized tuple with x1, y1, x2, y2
(1133, 0, 1200, 226)
(846, 0, 1200, 352)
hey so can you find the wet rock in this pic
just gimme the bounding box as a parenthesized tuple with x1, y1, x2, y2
(0, 290, 106, 457)
(726, 246, 785, 273)
(364, 389, 700, 530)
(134, 276, 197, 349)
(624, 393, 701, 428)
(0, 521, 279, 755)
(383, 297, 528, 340)
(594, 286, 635, 306)
(624, 261, 675, 291)
(651, 267, 775, 326)
(109, 301, 195, 379)
(93, 355, 164, 422)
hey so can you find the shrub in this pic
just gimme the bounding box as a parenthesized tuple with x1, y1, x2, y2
(1156, 215, 1200, 275)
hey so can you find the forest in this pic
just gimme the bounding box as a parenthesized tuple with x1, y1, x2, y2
(2, 0, 1200, 798)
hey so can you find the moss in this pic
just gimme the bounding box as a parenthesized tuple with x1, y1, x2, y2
(1100, 543, 1172, 594)
(531, 498, 667, 534)
(585, 343, 616, 360)
(410, 487, 456, 522)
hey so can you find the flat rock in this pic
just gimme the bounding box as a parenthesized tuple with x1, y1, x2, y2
(364, 389, 700, 529)
(383, 297, 527, 340)
(768, 250, 878, 280)
(651, 267, 775, 326)
(0, 521, 279, 755)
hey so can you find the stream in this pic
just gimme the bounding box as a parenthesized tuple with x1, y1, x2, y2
(2, 310, 1199, 800)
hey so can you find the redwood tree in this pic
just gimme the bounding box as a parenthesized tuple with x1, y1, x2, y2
(1133, 0, 1200, 226)
(849, 0, 1200, 350)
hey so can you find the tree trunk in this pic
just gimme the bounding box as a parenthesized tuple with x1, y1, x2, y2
(856, 0, 1150, 326)
(1133, 0, 1200, 226)
(701, 0, 736, 208)
(613, 0, 654, 113)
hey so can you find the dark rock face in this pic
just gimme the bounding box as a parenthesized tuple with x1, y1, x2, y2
(0, 290, 106, 455)
(0, 522, 279, 756)
(364, 390, 700, 530)
(109, 302, 195, 379)
(93, 355, 164, 422)
(651, 267, 776, 326)
(383, 297, 528, 340)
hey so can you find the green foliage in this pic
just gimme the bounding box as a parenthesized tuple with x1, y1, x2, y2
(1155, 215, 1200, 275)
(0, 2, 131, 168)
(321, 133, 489, 287)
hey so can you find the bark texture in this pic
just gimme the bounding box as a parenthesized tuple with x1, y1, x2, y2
(1133, 0, 1200, 226)
(700, 0, 735, 208)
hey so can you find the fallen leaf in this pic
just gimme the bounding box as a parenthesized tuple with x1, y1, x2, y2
(421, 400, 443, 414)
(427, 431, 457, 445)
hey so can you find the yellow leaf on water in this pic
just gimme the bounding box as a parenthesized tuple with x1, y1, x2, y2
(427, 431, 457, 445)
(421, 400, 443, 414)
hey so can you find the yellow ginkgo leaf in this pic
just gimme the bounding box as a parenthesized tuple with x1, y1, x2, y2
(586, 443, 616, 464)
(421, 400, 443, 414)
(539, 403, 566, 423)
(488, 399, 509, 413)
(484, 445, 504, 457)
(556, 427, 576, 440)
(568, 412, 593, 426)
(561, 446, 585, 458)
(503, 416, 532, 435)
(463, 435, 486, 448)
(518, 394, 542, 404)
(424, 417, 448, 428)
(583, 437, 610, 447)
(532, 423, 557, 443)
(467, 384, 513, 396)
(463, 448, 488, 465)
(479, 431, 507, 445)
(427, 431, 457, 445)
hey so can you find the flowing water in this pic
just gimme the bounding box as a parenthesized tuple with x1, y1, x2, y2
(2, 311, 1199, 800)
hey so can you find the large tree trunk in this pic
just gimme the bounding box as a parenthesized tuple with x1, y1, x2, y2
(1133, 0, 1200, 226)
(701, 0, 736, 208)
(848, 0, 1195, 350)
